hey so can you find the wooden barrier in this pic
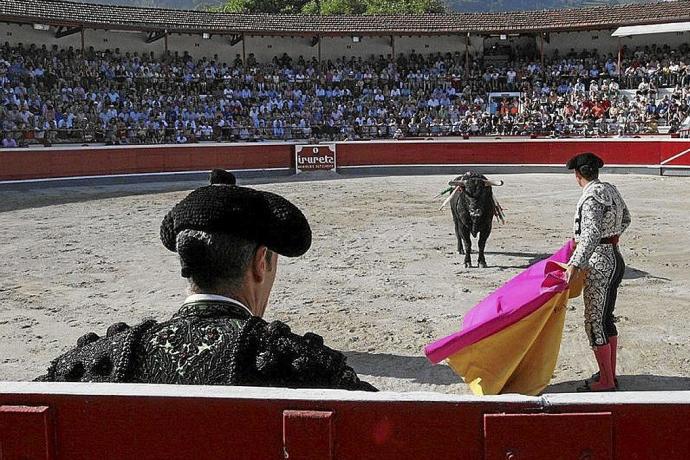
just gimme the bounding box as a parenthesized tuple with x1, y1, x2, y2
(2, 139, 690, 183)
(1, 383, 689, 459)
(0, 143, 295, 181)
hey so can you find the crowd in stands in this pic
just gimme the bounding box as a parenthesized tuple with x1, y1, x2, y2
(2, 40, 690, 147)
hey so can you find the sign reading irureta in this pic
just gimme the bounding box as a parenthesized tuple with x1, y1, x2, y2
(295, 144, 336, 174)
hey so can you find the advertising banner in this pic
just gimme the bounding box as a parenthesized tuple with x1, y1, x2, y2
(295, 144, 336, 173)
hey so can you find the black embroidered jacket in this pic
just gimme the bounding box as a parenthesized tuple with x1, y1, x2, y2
(36, 300, 376, 392)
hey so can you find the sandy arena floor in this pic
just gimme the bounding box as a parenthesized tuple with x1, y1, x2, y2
(1, 173, 689, 394)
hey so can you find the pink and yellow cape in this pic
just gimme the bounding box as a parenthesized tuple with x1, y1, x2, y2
(424, 240, 584, 396)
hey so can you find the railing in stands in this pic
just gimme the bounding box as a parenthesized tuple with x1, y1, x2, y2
(0, 121, 682, 148)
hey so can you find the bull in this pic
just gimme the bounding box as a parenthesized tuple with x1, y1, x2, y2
(445, 171, 504, 268)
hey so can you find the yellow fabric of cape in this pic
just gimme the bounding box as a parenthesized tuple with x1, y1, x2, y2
(446, 272, 583, 396)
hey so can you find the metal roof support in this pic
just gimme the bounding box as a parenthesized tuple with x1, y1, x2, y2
(229, 34, 243, 46)
(540, 32, 544, 66)
(54, 26, 81, 39)
(617, 37, 622, 84)
(465, 33, 470, 76)
(145, 30, 166, 44)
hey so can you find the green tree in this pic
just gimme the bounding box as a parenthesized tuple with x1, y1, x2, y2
(302, 0, 366, 15)
(213, 0, 311, 13)
(214, 0, 446, 14)
(363, 0, 446, 14)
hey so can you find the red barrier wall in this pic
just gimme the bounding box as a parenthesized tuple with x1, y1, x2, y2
(336, 139, 690, 167)
(0, 143, 294, 181)
(2, 139, 690, 182)
(1, 384, 689, 460)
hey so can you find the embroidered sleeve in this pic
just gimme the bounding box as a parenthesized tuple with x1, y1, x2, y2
(620, 197, 631, 234)
(34, 320, 157, 383)
(569, 197, 605, 269)
(233, 318, 377, 391)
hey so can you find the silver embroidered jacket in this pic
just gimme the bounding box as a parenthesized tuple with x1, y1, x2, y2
(35, 299, 376, 391)
(568, 179, 631, 268)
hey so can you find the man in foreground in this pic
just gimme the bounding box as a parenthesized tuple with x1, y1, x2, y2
(37, 170, 375, 391)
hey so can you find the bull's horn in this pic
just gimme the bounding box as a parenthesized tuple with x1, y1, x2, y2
(483, 179, 504, 186)
(448, 180, 465, 187)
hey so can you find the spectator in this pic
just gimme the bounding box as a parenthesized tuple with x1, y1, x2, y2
(1, 133, 17, 148)
(2, 41, 690, 144)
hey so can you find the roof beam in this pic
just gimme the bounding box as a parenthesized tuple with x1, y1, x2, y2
(229, 34, 243, 46)
(55, 26, 81, 39)
(145, 30, 167, 44)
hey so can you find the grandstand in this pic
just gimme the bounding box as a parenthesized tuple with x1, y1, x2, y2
(1, 0, 690, 147)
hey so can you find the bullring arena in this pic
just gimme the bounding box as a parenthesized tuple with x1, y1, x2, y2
(2, 139, 690, 457)
(3, 0, 690, 457)
(2, 140, 690, 394)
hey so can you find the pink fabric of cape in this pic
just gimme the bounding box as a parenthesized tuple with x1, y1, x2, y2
(424, 240, 578, 394)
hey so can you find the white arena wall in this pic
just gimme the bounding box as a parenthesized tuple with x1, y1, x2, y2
(2, 21, 689, 63)
(544, 29, 689, 56)
(165, 33, 242, 60)
(244, 34, 318, 62)
(3, 22, 82, 50)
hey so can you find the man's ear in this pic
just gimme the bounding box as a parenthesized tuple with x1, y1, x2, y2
(251, 245, 269, 283)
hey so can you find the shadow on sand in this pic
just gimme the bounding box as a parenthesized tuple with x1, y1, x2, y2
(0, 173, 315, 213)
(479, 252, 671, 282)
(545, 374, 690, 393)
(344, 351, 460, 386)
(482, 251, 553, 269)
(0, 181, 202, 213)
(623, 266, 671, 282)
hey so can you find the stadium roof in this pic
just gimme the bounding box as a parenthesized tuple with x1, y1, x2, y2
(612, 20, 690, 36)
(1, 0, 690, 35)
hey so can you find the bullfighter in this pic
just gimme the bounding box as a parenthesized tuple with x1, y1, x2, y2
(37, 170, 376, 391)
(565, 153, 631, 392)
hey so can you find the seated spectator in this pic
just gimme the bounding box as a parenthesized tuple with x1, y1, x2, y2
(1, 133, 17, 148)
(36, 170, 376, 391)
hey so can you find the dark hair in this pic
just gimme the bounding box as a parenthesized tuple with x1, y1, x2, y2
(577, 164, 599, 181)
(176, 230, 264, 291)
(567, 152, 603, 180)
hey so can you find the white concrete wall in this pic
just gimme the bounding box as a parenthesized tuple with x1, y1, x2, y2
(544, 30, 689, 59)
(318, 35, 388, 61)
(83, 29, 165, 55)
(244, 35, 317, 63)
(618, 31, 690, 55)
(2, 20, 688, 65)
(545, 30, 619, 57)
(2, 22, 81, 50)
(167, 33, 242, 61)
(394, 34, 468, 57)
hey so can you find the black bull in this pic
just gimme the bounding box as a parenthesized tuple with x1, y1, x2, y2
(449, 172, 504, 268)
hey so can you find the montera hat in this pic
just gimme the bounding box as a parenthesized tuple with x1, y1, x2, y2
(566, 152, 605, 170)
(160, 171, 311, 257)
(209, 168, 236, 185)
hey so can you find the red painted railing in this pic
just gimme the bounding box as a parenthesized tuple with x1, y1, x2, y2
(1, 383, 689, 459)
